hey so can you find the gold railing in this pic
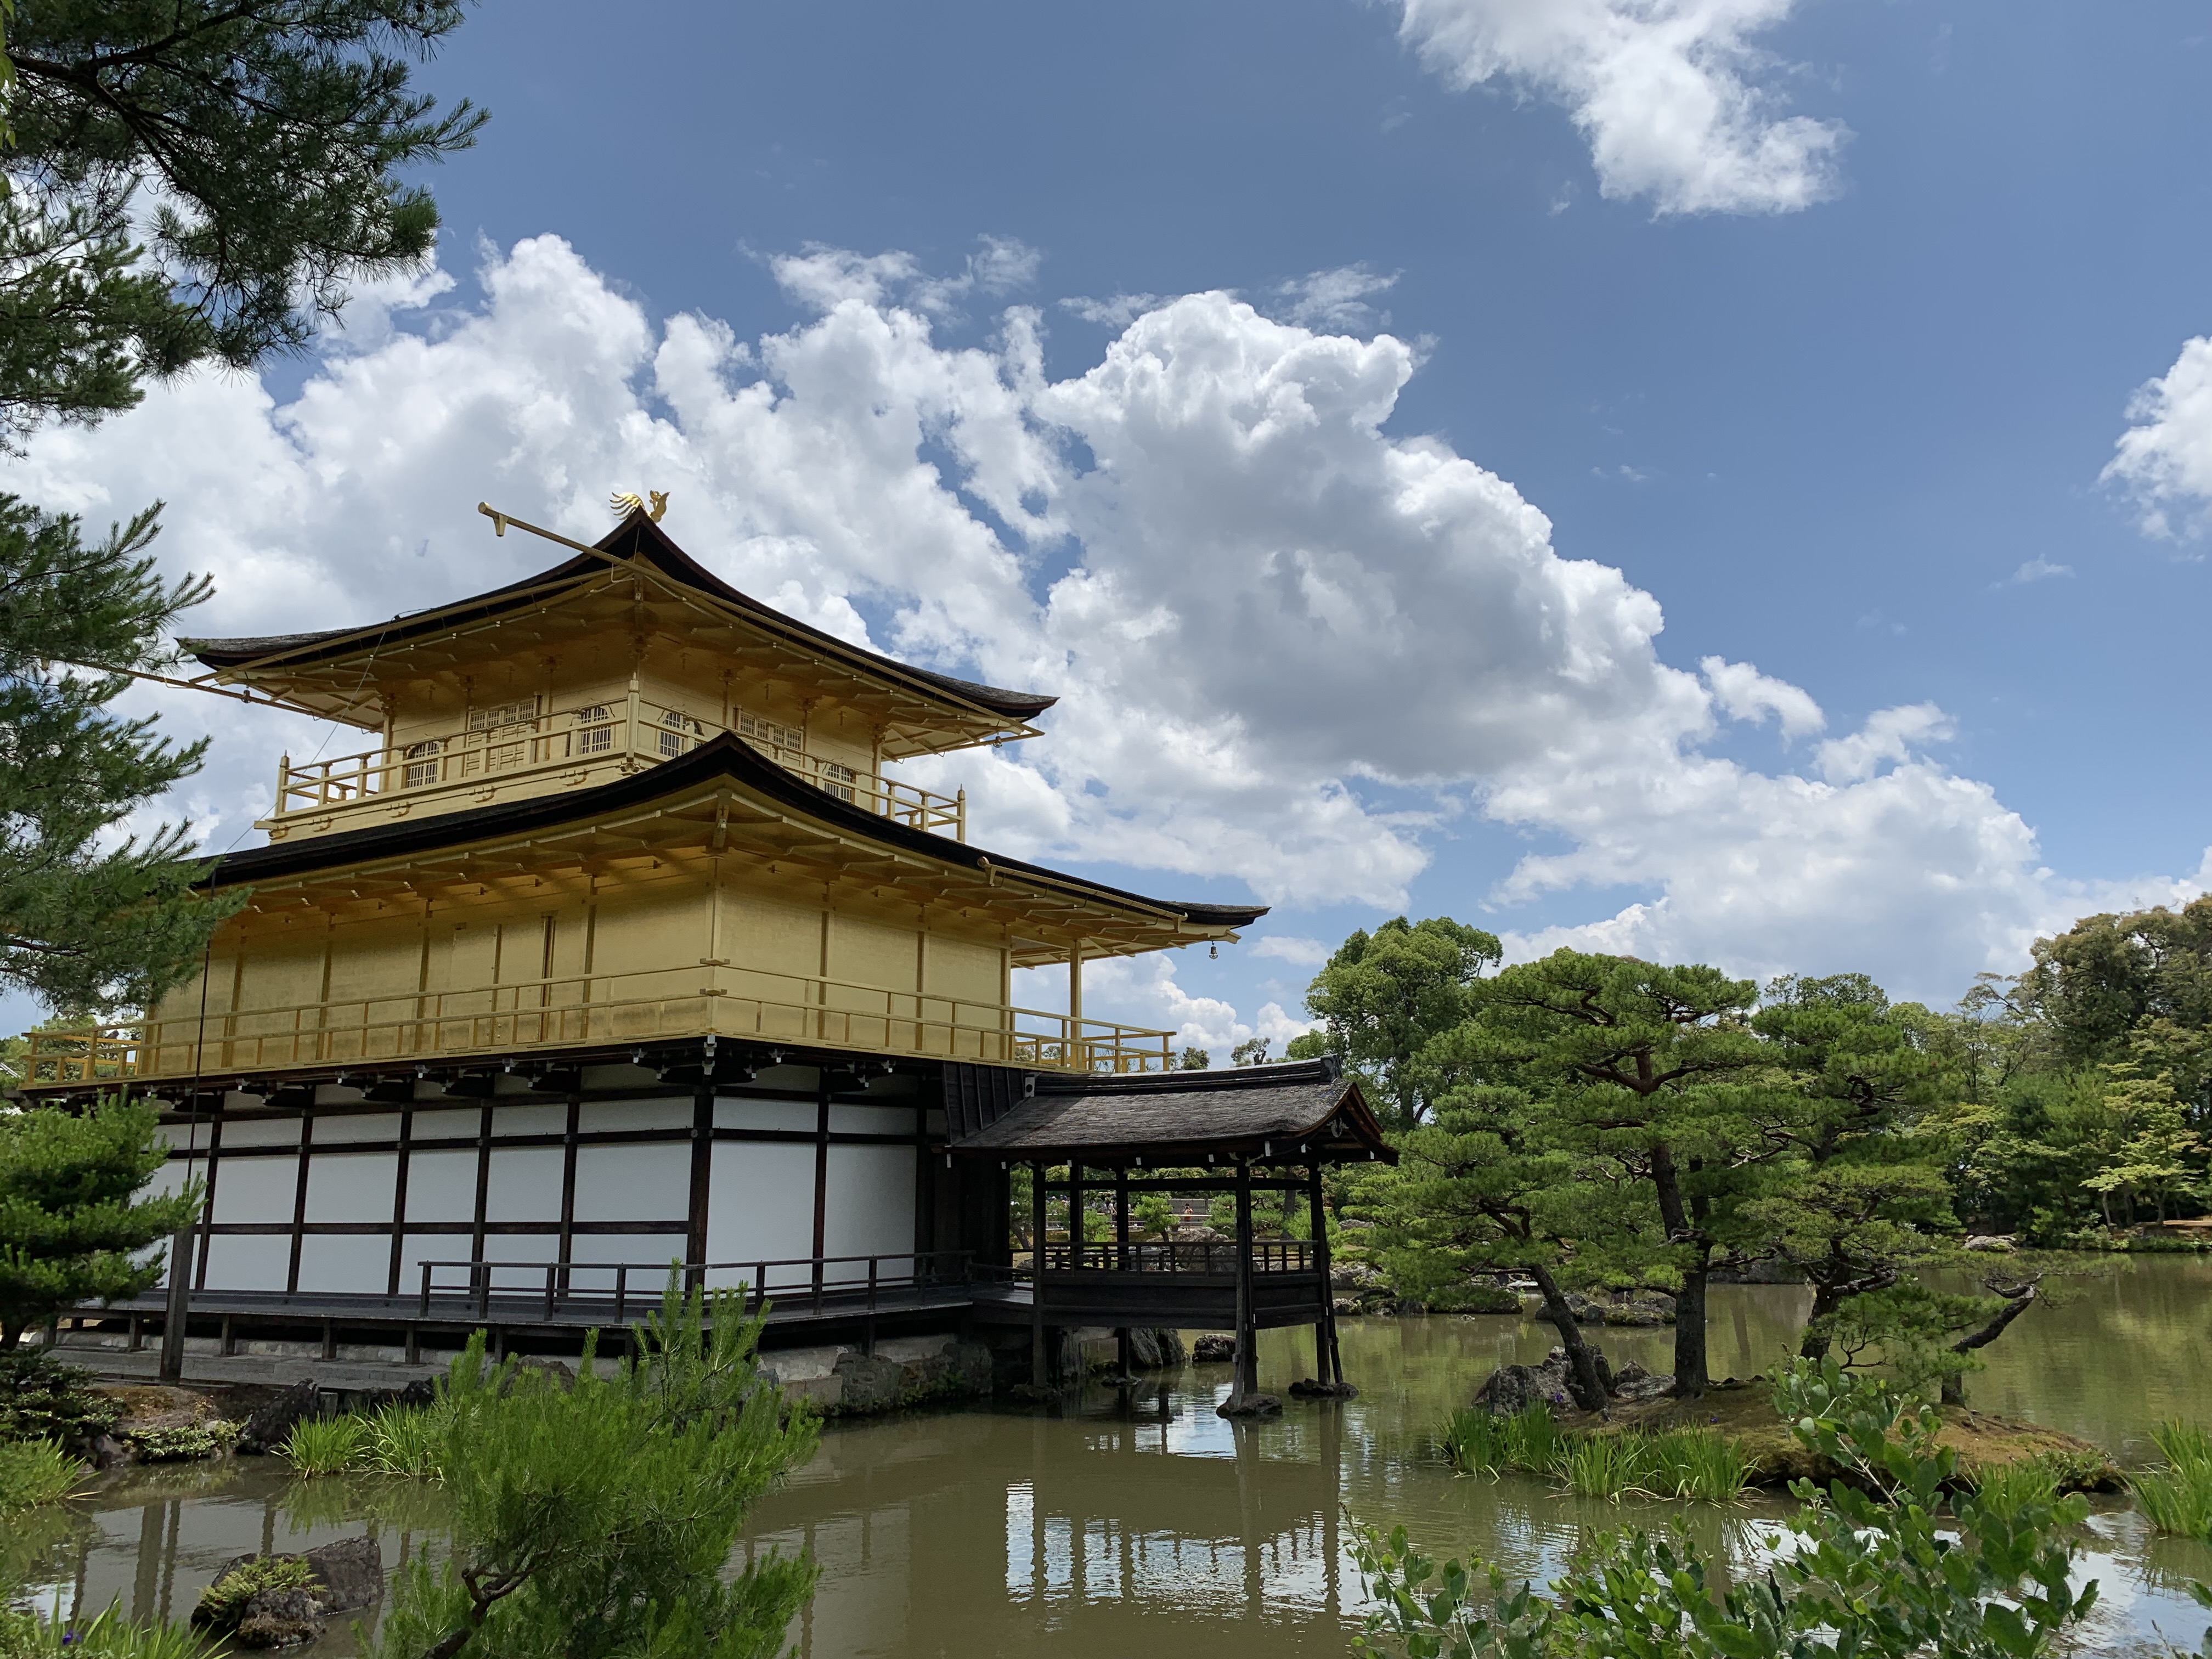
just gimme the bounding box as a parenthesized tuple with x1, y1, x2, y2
(271, 695, 965, 840)
(17, 964, 1172, 1083)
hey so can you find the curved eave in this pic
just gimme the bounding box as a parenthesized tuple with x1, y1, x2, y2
(195, 732, 1267, 945)
(946, 1059, 1394, 1164)
(183, 509, 1057, 730)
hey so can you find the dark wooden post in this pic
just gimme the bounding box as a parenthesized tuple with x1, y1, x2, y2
(1232, 1158, 1258, 1402)
(1069, 1163, 1085, 1260)
(1114, 1165, 1132, 1378)
(1307, 1161, 1337, 1385)
(1029, 1161, 1048, 1390)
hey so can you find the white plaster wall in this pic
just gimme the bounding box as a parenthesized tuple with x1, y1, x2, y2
(822, 1145, 917, 1263)
(489, 1104, 567, 1136)
(316, 1112, 403, 1143)
(704, 1142, 817, 1289)
(199, 1234, 290, 1292)
(403, 1149, 478, 1222)
(827, 1104, 915, 1136)
(209, 1155, 298, 1225)
(579, 1098, 692, 1134)
(484, 1147, 564, 1223)
(295, 1234, 391, 1294)
(304, 1151, 398, 1224)
(714, 1097, 816, 1132)
(572, 1143, 688, 1221)
(410, 1107, 481, 1142)
(217, 1116, 301, 1148)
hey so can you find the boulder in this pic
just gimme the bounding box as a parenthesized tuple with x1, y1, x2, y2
(302, 1536, 383, 1613)
(233, 1588, 321, 1650)
(1963, 1235, 2018, 1254)
(1216, 1391, 1282, 1418)
(1610, 1360, 1674, 1402)
(830, 1351, 914, 1415)
(1472, 1359, 1576, 1415)
(1287, 1378, 1358, 1400)
(236, 1380, 322, 1455)
(1191, 1333, 1236, 1363)
(1125, 1328, 1187, 1370)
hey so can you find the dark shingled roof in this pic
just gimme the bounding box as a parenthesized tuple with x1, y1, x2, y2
(185, 509, 1057, 723)
(191, 730, 1268, 934)
(949, 1056, 1393, 1163)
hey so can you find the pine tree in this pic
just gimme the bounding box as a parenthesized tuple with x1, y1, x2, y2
(374, 1281, 819, 1659)
(0, 2, 483, 1015)
(0, 1094, 201, 1349)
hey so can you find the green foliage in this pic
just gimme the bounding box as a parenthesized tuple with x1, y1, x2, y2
(1176, 1046, 1210, 1069)
(1304, 916, 1502, 1127)
(2132, 1421, 2212, 1540)
(0, 500, 247, 1012)
(1357, 1357, 2099, 1659)
(0, 1096, 202, 1347)
(128, 1422, 236, 1463)
(1131, 1193, 1176, 1241)
(193, 1555, 315, 1629)
(278, 1414, 367, 1477)
(371, 1278, 820, 1659)
(0, 1437, 82, 1510)
(0, 1350, 119, 1445)
(0, 1, 482, 1015)
(0, 1602, 222, 1659)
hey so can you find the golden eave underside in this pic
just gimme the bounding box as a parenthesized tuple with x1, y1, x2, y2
(200, 560, 1038, 760)
(213, 778, 1241, 967)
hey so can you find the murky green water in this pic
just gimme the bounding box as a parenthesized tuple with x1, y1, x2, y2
(23, 1255, 2212, 1656)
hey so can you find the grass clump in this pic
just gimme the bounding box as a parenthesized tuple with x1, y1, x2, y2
(0, 1440, 84, 1511)
(2134, 1420, 2212, 1539)
(0, 1602, 222, 1658)
(127, 1423, 237, 1464)
(278, 1413, 367, 1476)
(1440, 1404, 1746, 1504)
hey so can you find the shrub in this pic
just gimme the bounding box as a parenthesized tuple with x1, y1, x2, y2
(278, 1414, 368, 1476)
(0, 1440, 84, 1511)
(127, 1422, 237, 1464)
(1357, 1357, 2100, 1659)
(0, 1353, 120, 1448)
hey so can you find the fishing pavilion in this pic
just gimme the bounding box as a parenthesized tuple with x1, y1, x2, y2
(16, 500, 1393, 1399)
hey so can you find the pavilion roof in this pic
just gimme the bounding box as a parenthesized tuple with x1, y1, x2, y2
(182, 508, 1055, 749)
(947, 1057, 1393, 1164)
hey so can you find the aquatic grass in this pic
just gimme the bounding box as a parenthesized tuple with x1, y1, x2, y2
(194, 1554, 317, 1627)
(1502, 1404, 1563, 1477)
(364, 1398, 450, 1480)
(1559, 1432, 1643, 1500)
(0, 1437, 86, 1511)
(1966, 1455, 2063, 1522)
(1637, 1427, 1750, 1504)
(2135, 1420, 2212, 1539)
(2, 1602, 222, 1658)
(278, 1413, 368, 1476)
(1442, 1407, 1512, 1476)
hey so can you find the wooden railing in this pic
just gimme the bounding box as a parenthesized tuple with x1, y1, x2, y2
(1034, 1240, 1316, 1275)
(19, 964, 1175, 1082)
(416, 1251, 974, 1324)
(270, 694, 965, 840)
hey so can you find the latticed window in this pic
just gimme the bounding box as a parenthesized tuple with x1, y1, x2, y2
(819, 760, 857, 804)
(467, 697, 537, 733)
(402, 740, 442, 788)
(735, 709, 804, 753)
(570, 706, 614, 754)
(659, 708, 706, 757)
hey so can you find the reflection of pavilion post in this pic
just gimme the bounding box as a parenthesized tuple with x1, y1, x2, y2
(1232, 1157, 1259, 1402)
(1323, 1392, 1343, 1620)
(1114, 1165, 1132, 1377)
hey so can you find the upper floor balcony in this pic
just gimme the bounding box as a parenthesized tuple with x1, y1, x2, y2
(266, 693, 966, 843)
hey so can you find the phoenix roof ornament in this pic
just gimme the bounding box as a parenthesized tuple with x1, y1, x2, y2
(610, 489, 669, 522)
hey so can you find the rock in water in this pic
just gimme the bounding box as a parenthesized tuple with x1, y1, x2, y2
(1472, 1361, 1576, 1415)
(1126, 1327, 1188, 1370)
(302, 1537, 383, 1612)
(236, 1380, 322, 1455)
(1216, 1391, 1283, 1418)
(1192, 1333, 1236, 1363)
(233, 1587, 322, 1650)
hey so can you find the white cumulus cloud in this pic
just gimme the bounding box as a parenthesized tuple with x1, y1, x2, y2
(2103, 335, 2212, 544)
(1391, 0, 1848, 215)
(4, 234, 2200, 1023)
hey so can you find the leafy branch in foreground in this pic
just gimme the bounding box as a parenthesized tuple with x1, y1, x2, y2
(1353, 1356, 2098, 1659)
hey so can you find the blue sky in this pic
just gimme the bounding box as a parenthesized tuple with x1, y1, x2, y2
(9, 0, 2211, 1046)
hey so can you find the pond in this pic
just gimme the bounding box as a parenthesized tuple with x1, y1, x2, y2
(20, 1254, 2212, 1656)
